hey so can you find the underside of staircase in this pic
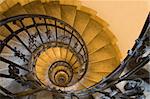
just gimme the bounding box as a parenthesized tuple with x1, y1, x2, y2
(0, 0, 149, 99)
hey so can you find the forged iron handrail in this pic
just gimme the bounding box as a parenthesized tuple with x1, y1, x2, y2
(73, 13, 150, 97)
(0, 14, 89, 97)
(0, 14, 89, 73)
(0, 14, 149, 98)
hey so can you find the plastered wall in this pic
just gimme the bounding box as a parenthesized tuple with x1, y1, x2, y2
(81, 0, 150, 58)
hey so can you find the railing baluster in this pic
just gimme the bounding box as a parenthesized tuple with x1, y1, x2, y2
(5, 44, 29, 62)
(44, 18, 50, 42)
(55, 20, 58, 46)
(71, 59, 78, 67)
(15, 35, 32, 53)
(19, 19, 38, 49)
(0, 56, 30, 72)
(69, 41, 79, 62)
(4, 24, 32, 53)
(32, 18, 44, 44)
(19, 20, 32, 39)
(65, 32, 73, 61)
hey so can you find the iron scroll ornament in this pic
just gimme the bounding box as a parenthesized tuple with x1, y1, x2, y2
(0, 14, 149, 98)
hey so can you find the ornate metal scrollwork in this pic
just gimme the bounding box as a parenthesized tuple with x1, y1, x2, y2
(71, 13, 150, 98)
(100, 79, 145, 99)
(8, 64, 19, 77)
(0, 13, 149, 99)
(28, 33, 38, 50)
(14, 47, 27, 62)
(46, 30, 54, 41)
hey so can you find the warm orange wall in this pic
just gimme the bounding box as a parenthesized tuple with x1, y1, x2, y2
(0, 0, 149, 58)
(81, 0, 149, 58)
(0, 0, 4, 3)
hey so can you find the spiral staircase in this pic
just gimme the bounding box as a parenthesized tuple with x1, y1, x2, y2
(0, 0, 149, 99)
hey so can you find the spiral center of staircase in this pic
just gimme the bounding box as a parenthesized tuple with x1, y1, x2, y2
(48, 61, 73, 87)
(0, 0, 123, 95)
(20, 15, 90, 89)
(2, 0, 149, 98)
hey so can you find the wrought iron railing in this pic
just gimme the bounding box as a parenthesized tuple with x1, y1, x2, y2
(0, 14, 89, 98)
(0, 14, 149, 98)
